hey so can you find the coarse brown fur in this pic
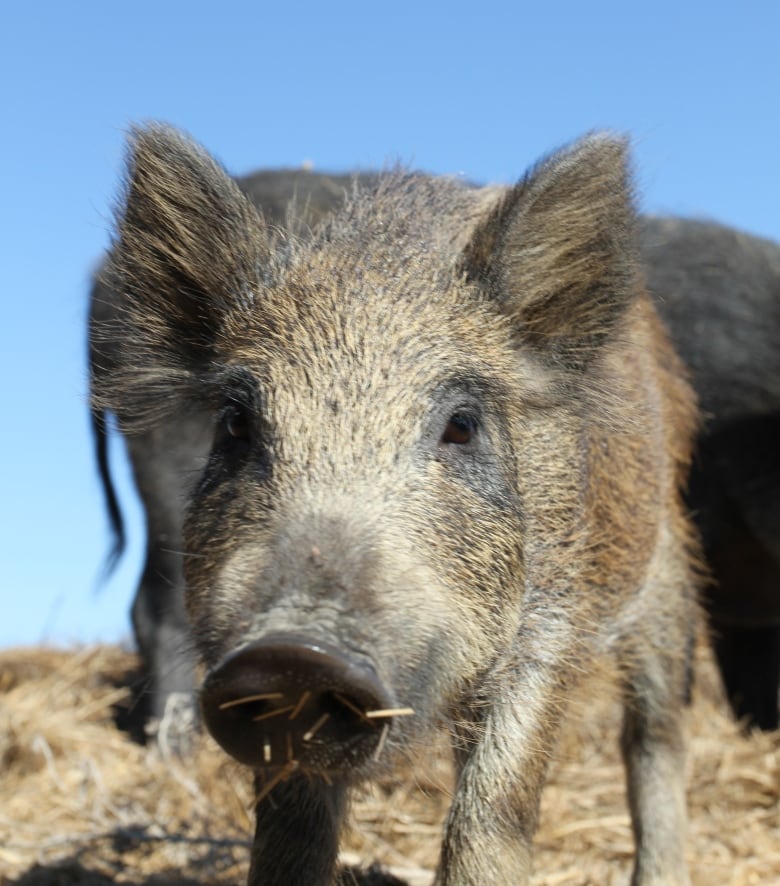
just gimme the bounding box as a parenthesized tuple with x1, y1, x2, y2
(95, 124, 700, 885)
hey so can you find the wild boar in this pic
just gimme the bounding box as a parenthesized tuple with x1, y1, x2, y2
(92, 177, 780, 738)
(94, 124, 699, 884)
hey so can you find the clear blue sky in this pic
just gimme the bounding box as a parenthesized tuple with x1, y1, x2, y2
(2, 1, 778, 648)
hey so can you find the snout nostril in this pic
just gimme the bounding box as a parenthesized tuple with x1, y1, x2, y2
(200, 633, 397, 772)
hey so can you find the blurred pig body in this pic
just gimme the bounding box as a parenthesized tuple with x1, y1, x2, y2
(643, 217, 780, 730)
(96, 126, 698, 885)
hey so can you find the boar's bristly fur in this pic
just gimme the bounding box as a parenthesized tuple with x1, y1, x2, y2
(96, 124, 700, 886)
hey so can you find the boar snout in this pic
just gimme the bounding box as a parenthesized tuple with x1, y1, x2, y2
(200, 633, 397, 772)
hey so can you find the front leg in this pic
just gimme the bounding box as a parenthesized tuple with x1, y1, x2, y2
(620, 639, 692, 886)
(437, 668, 569, 885)
(618, 535, 695, 886)
(249, 773, 348, 886)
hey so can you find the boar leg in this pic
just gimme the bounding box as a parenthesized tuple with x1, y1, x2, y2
(249, 774, 347, 886)
(131, 545, 195, 716)
(620, 606, 693, 884)
(125, 417, 210, 745)
(437, 670, 570, 884)
(620, 676, 690, 884)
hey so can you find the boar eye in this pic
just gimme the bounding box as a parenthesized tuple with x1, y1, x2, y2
(224, 405, 251, 441)
(441, 413, 477, 446)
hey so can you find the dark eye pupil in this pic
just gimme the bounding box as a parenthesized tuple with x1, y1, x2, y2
(226, 407, 250, 440)
(441, 414, 473, 446)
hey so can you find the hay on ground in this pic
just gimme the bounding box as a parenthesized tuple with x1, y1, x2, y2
(0, 644, 776, 885)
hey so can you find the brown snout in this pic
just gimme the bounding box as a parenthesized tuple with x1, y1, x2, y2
(200, 633, 396, 772)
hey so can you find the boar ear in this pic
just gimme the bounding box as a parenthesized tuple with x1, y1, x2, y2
(100, 124, 267, 423)
(462, 135, 638, 368)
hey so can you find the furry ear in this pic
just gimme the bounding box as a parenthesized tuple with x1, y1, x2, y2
(96, 124, 267, 424)
(462, 134, 639, 369)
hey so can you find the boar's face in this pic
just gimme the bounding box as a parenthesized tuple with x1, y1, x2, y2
(100, 125, 639, 765)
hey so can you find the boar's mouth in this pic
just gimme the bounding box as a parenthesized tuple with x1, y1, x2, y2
(200, 633, 407, 775)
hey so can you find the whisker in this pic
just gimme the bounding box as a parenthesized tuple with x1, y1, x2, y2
(254, 761, 299, 804)
(252, 704, 296, 722)
(333, 692, 367, 720)
(288, 690, 311, 720)
(365, 707, 415, 719)
(218, 692, 284, 710)
(303, 712, 330, 742)
(373, 723, 390, 761)
(161, 548, 208, 560)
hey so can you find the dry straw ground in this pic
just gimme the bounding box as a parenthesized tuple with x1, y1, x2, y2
(0, 643, 777, 885)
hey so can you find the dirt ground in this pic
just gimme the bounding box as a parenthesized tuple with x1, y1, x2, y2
(0, 643, 776, 885)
